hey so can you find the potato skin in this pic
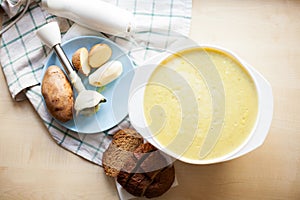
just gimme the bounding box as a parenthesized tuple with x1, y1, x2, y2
(72, 48, 83, 71)
(72, 47, 90, 76)
(42, 65, 74, 122)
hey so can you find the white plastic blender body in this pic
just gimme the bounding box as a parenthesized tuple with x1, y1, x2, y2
(41, 0, 135, 36)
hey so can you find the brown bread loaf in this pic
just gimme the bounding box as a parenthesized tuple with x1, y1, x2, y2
(102, 130, 175, 198)
(117, 143, 175, 198)
(144, 165, 175, 198)
(116, 155, 138, 187)
(102, 129, 143, 177)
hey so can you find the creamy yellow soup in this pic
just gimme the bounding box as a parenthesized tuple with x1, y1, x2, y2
(143, 47, 258, 160)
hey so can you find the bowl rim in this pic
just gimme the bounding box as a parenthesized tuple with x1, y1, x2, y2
(129, 44, 262, 164)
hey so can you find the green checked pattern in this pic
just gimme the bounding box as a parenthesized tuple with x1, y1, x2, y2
(0, 0, 192, 166)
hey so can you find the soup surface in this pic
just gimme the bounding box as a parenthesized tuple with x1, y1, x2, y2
(143, 47, 258, 160)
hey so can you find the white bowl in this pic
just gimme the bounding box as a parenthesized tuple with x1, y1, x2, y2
(128, 45, 273, 164)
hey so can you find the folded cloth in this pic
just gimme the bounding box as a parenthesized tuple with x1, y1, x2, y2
(0, 0, 192, 167)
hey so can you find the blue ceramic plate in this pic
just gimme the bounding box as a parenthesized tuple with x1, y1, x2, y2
(42, 36, 134, 134)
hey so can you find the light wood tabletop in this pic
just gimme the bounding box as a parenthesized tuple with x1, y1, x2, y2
(1, 0, 299, 199)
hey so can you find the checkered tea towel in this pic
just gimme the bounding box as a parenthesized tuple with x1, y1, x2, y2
(0, 0, 192, 166)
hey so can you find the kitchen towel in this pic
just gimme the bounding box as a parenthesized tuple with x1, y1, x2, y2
(0, 0, 192, 166)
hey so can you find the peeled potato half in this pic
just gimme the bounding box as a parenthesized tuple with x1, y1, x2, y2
(89, 60, 123, 87)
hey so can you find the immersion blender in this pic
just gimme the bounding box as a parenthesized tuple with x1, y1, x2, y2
(40, 0, 136, 36)
(36, 21, 106, 115)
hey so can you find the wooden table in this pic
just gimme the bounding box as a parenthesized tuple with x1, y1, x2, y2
(1, 0, 299, 199)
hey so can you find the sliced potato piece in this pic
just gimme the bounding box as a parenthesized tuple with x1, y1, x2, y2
(72, 47, 91, 76)
(88, 43, 112, 68)
(89, 60, 123, 87)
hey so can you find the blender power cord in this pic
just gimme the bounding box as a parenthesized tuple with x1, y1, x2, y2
(0, 0, 30, 36)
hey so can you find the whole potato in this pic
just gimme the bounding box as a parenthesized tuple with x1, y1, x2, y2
(42, 65, 74, 122)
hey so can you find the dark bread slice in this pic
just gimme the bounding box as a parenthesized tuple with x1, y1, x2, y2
(144, 165, 175, 198)
(102, 129, 143, 177)
(122, 172, 149, 197)
(133, 144, 171, 197)
(117, 169, 131, 187)
(121, 164, 175, 198)
(118, 143, 157, 196)
(117, 155, 138, 186)
(133, 142, 169, 179)
(118, 142, 175, 198)
(103, 133, 176, 198)
(139, 150, 168, 179)
(117, 143, 155, 189)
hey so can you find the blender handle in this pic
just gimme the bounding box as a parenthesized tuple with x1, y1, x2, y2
(36, 22, 85, 93)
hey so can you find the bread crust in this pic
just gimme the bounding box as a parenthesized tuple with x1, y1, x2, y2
(102, 129, 143, 177)
(144, 165, 175, 198)
(117, 143, 175, 198)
